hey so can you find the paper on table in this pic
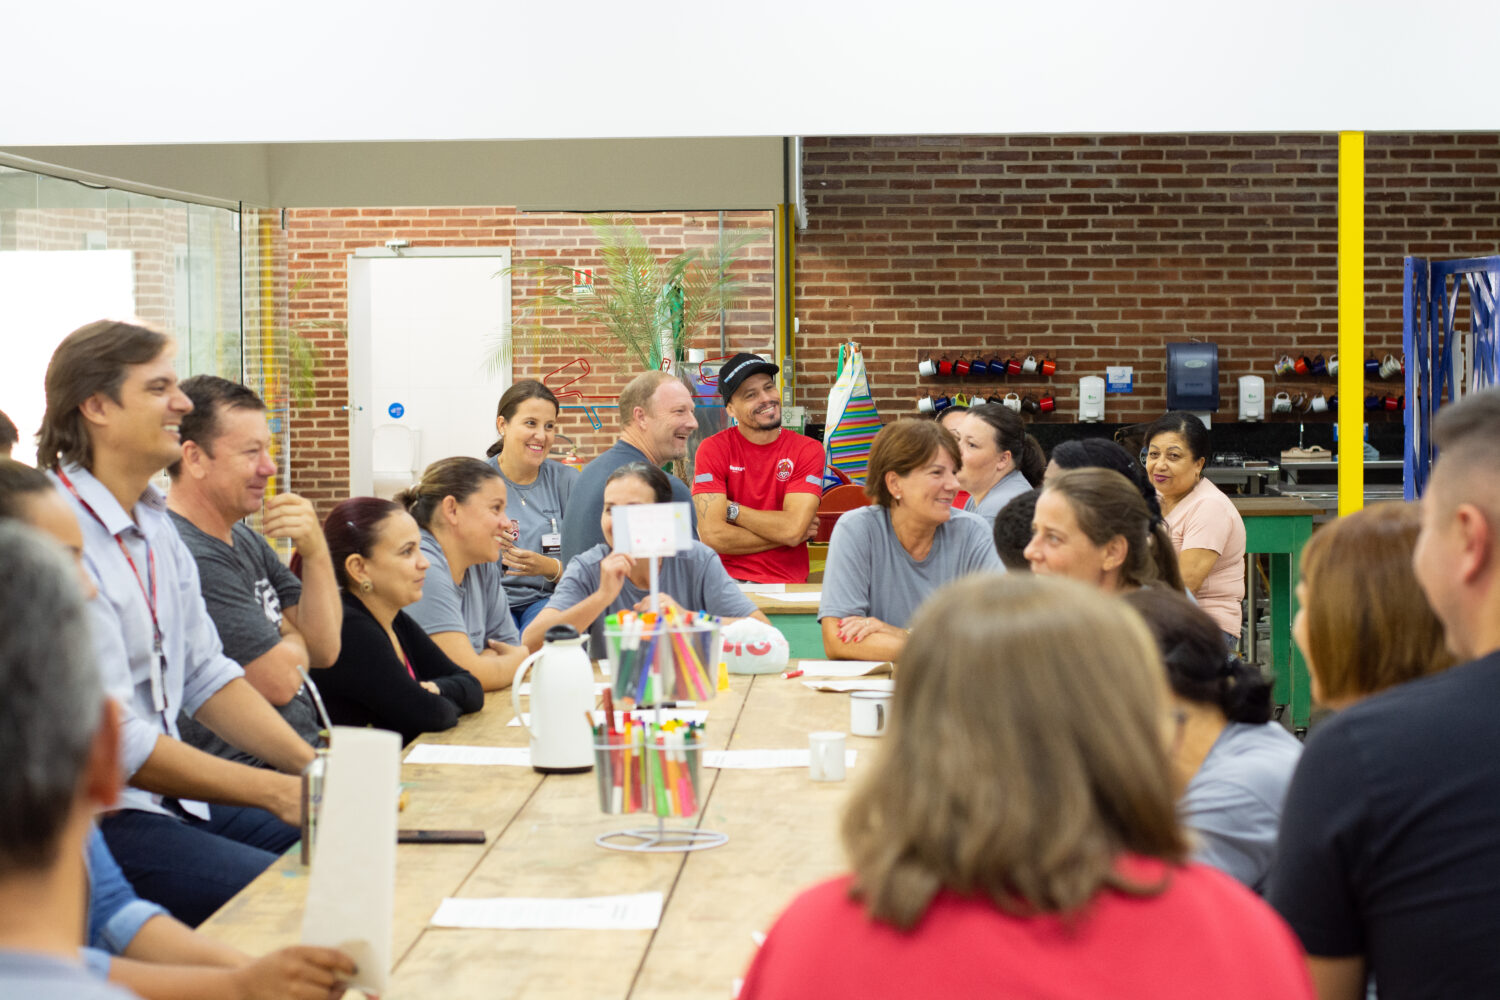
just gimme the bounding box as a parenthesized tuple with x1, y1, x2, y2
(302, 727, 400, 994)
(403, 745, 532, 766)
(508, 709, 708, 728)
(703, 749, 858, 769)
(754, 591, 822, 603)
(430, 892, 664, 930)
(517, 681, 609, 697)
(795, 660, 892, 678)
(802, 678, 896, 694)
(740, 582, 784, 593)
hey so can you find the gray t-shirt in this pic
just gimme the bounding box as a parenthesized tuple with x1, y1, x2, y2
(818, 505, 1004, 628)
(486, 456, 578, 609)
(545, 541, 757, 658)
(965, 469, 1033, 528)
(405, 529, 522, 650)
(1182, 720, 1303, 892)
(558, 439, 697, 565)
(169, 513, 322, 765)
(0, 951, 138, 999)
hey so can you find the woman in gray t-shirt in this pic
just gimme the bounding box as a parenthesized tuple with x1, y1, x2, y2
(484, 380, 579, 633)
(819, 419, 1004, 662)
(523, 462, 767, 656)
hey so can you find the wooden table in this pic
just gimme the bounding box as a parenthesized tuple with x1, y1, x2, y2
(746, 583, 825, 660)
(1232, 496, 1318, 733)
(199, 666, 875, 999)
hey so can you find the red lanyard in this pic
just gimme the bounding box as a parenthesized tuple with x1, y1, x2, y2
(56, 468, 170, 720)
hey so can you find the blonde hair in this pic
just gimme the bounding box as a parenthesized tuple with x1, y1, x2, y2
(617, 371, 679, 427)
(842, 574, 1187, 929)
(1301, 502, 1452, 702)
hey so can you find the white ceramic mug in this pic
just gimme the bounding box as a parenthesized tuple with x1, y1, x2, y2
(808, 731, 847, 782)
(1310, 393, 1329, 413)
(917, 396, 936, 413)
(969, 393, 988, 406)
(1003, 392, 1022, 413)
(918, 358, 937, 376)
(1275, 354, 1296, 376)
(1272, 392, 1293, 413)
(1021, 354, 1038, 373)
(850, 691, 892, 737)
(1380, 353, 1402, 378)
(1328, 354, 1339, 376)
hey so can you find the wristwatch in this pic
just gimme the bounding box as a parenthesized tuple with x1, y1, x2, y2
(726, 501, 741, 524)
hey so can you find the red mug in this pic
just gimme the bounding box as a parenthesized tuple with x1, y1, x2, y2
(1006, 356, 1023, 376)
(1038, 394, 1056, 413)
(1383, 394, 1400, 411)
(1040, 356, 1057, 376)
(938, 357, 954, 376)
(954, 357, 971, 376)
(1293, 355, 1311, 375)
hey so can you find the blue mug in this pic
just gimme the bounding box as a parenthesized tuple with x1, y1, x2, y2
(1364, 358, 1381, 379)
(1310, 354, 1328, 376)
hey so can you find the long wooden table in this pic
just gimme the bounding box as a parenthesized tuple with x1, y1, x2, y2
(199, 667, 877, 998)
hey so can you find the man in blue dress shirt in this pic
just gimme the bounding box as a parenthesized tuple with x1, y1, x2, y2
(38, 320, 317, 927)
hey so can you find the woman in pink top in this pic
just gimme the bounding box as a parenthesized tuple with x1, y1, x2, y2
(739, 574, 1313, 1000)
(1144, 413, 1247, 645)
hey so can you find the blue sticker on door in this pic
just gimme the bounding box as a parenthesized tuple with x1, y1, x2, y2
(388, 402, 405, 419)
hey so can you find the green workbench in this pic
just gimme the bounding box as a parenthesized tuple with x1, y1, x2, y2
(1233, 497, 1319, 733)
(747, 584, 826, 660)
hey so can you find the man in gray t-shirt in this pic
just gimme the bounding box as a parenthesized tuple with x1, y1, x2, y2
(166, 377, 344, 766)
(819, 505, 1003, 629)
(406, 529, 522, 651)
(543, 541, 760, 658)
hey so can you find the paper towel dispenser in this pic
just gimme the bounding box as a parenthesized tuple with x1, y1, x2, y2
(1166, 343, 1220, 411)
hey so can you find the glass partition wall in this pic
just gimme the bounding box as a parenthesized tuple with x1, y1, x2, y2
(0, 165, 250, 467)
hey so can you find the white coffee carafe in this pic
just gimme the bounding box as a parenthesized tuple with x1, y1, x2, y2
(511, 625, 596, 774)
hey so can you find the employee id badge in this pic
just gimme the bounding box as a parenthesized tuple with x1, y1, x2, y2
(540, 532, 562, 555)
(148, 637, 168, 715)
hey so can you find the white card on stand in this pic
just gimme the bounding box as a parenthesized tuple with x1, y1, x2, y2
(611, 502, 693, 558)
(301, 727, 400, 994)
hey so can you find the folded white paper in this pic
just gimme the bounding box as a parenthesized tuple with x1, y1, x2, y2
(302, 727, 400, 994)
(801, 678, 896, 694)
(508, 709, 708, 728)
(403, 745, 532, 766)
(703, 749, 858, 769)
(740, 582, 784, 593)
(430, 892, 664, 930)
(754, 591, 822, 603)
(795, 660, 892, 678)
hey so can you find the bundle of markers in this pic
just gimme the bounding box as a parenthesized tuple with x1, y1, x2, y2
(591, 712, 705, 818)
(603, 608, 721, 707)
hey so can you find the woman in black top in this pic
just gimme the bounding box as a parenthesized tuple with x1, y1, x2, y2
(311, 497, 483, 744)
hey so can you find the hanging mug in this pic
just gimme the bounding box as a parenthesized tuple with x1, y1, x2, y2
(933, 395, 953, 413)
(1380, 354, 1402, 379)
(918, 356, 938, 376)
(953, 392, 971, 407)
(1310, 354, 1328, 376)
(1382, 394, 1400, 411)
(1037, 394, 1056, 413)
(1003, 393, 1022, 413)
(1328, 354, 1339, 375)
(1310, 393, 1329, 413)
(1021, 394, 1040, 413)
(1272, 392, 1293, 414)
(1292, 392, 1310, 412)
(1006, 355, 1024, 376)
(969, 393, 988, 406)
(969, 357, 991, 377)
(1365, 392, 1382, 411)
(1275, 355, 1296, 376)
(1040, 355, 1057, 376)
(1293, 355, 1311, 375)
(1364, 357, 1381, 379)
(1021, 355, 1039, 374)
(938, 356, 955, 376)
(917, 395, 937, 413)
(954, 357, 972, 376)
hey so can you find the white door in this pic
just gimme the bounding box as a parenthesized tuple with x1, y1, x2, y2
(347, 249, 511, 498)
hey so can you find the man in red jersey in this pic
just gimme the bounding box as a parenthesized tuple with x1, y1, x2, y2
(693, 354, 823, 584)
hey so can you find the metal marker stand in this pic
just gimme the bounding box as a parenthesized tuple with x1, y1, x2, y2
(598, 556, 727, 853)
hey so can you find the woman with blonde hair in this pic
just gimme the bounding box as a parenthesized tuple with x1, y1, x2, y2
(818, 418, 1002, 661)
(741, 575, 1313, 999)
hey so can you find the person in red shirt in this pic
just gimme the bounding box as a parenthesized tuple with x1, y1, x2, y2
(692, 354, 823, 584)
(739, 574, 1314, 1000)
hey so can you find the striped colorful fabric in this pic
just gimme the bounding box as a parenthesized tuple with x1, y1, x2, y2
(826, 391, 882, 482)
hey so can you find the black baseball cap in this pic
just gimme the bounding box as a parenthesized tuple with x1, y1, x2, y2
(718, 353, 780, 401)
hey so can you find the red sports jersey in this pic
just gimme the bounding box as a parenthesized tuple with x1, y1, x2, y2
(692, 427, 824, 583)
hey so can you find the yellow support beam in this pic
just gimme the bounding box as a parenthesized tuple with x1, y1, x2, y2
(773, 203, 796, 404)
(1338, 132, 1365, 515)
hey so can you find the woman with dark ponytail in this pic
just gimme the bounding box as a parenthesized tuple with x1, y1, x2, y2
(1124, 587, 1301, 892)
(952, 404, 1046, 527)
(1025, 468, 1184, 593)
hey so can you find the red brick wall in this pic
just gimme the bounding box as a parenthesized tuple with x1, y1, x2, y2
(793, 134, 1500, 424)
(284, 209, 774, 513)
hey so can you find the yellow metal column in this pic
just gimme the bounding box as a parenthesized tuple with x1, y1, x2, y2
(773, 203, 796, 402)
(1337, 132, 1365, 515)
